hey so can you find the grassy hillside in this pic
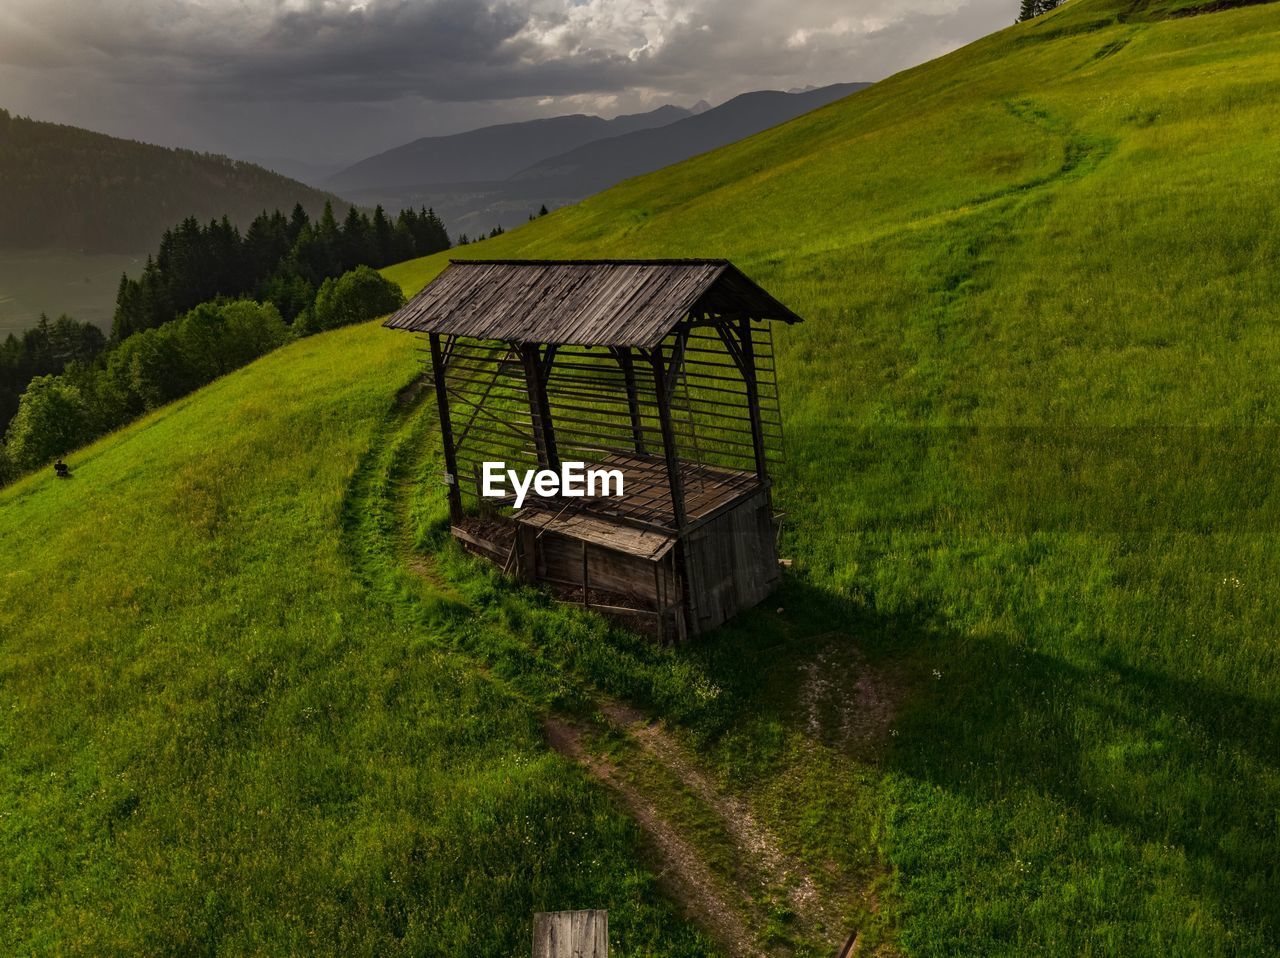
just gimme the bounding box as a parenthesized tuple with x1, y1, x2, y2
(4, 0, 1280, 953)
(0, 325, 713, 955)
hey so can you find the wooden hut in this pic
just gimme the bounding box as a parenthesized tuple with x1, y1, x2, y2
(383, 259, 802, 640)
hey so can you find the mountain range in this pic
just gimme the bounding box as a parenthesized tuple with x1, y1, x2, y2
(323, 84, 867, 236)
(325, 104, 701, 193)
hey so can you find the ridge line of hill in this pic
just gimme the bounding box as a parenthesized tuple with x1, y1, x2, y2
(0, 108, 353, 255)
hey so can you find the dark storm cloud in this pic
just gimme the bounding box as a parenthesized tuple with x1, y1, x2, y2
(0, 0, 1014, 163)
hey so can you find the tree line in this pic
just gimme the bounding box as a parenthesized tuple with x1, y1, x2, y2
(1017, 0, 1061, 21)
(0, 315, 106, 433)
(0, 200, 440, 484)
(113, 202, 447, 339)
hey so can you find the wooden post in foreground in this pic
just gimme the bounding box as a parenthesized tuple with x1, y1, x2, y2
(533, 909, 608, 958)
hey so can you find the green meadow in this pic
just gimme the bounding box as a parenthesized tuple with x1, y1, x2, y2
(0, 327, 715, 955)
(4, 0, 1280, 952)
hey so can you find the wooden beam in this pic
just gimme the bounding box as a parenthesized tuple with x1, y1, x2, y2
(613, 347, 648, 454)
(737, 316, 769, 481)
(648, 342, 686, 531)
(519, 343, 560, 471)
(714, 320, 747, 375)
(654, 560, 666, 645)
(533, 910, 608, 958)
(649, 336, 699, 640)
(540, 344, 559, 378)
(664, 327, 688, 402)
(450, 347, 506, 449)
(430, 332, 464, 524)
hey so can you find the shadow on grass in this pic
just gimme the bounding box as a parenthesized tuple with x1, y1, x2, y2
(677, 573, 1280, 948)
(347, 386, 1278, 948)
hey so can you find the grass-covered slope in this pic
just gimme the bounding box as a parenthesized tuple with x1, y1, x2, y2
(386, 1, 1280, 952)
(0, 327, 712, 955)
(3, 0, 1280, 953)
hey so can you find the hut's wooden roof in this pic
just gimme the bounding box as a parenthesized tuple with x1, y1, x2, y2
(382, 259, 803, 347)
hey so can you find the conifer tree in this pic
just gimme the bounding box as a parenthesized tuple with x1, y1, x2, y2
(372, 205, 393, 267)
(287, 203, 310, 243)
(340, 205, 372, 272)
(1017, 0, 1060, 20)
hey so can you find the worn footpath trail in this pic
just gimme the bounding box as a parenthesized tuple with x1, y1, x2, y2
(544, 701, 871, 957)
(347, 384, 891, 956)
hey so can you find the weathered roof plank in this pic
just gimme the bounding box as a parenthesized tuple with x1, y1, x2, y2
(383, 259, 803, 347)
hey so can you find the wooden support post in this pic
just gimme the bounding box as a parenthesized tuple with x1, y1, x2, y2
(615, 347, 648, 455)
(650, 337, 698, 638)
(429, 332, 464, 524)
(653, 560, 665, 645)
(737, 316, 770, 481)
(672, 551, 688, 643)
(648, 343, 686, 531)
(517, 524, 538, 583)
(519, 343, 560, 472)
(581, 541, 590, 608)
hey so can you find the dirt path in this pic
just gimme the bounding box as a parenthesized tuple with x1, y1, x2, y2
(546, 701, 871, 957)
(544, 715, 766, 957)
(360, 389, 885, 955)
(599, 702, 843, 936)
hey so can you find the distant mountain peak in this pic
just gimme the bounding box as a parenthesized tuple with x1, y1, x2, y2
(325, 102, 693, 193)
(332, 81, 871, 236)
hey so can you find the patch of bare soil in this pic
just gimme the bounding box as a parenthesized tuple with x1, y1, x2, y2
(795, 634, 905, 756)
(544, 716, 764, 957)
(395, 372, 432, 406)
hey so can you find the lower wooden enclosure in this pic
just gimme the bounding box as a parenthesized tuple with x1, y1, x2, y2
(451, 478, 779, 642)
(680, 487, 779, 635)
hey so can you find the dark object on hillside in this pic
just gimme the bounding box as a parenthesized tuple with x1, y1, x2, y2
(384, 259, 802, 641)
(54, 458, 70, 479)
(532, 909, 608, 957)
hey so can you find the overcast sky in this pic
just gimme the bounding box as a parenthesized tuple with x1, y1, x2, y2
(0, 0, 1014, 169)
